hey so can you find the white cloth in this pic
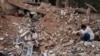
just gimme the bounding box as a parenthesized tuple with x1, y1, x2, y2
(80, 26, 94, 40)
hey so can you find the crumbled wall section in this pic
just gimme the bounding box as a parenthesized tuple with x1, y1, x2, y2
(22, 0, 33, 2)
(0, 0, 50, 14)
(0, 0, 17, 14)
(0, 0, 7, 14)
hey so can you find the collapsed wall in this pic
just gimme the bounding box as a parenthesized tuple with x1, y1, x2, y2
(0, 0, 17, 14)
(0, 0, 33, 14)
(0, 0, 100, 56)
(0, 0, 58, 15)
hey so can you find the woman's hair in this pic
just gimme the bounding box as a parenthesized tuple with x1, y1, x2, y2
(81, 24, 87, 29)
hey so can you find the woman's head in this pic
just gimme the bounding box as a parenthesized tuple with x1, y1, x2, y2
(81, 24, 87, 30)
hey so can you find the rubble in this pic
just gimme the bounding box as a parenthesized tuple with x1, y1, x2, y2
(0, 37, 4, 40)
(0, 0, 100, 56)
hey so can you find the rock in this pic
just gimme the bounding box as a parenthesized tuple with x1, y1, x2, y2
(78, 41, 84, 44)
(19, 29, 24, 33)
(67, 53, 74, 56)
(0, 37, 4, 40)
(78, 52, 87, 56)
(92, 41, 100, 47)
(96, 54, 100, 56)
(0, 25, 2, 29)
(48, 50, 56, 56)
(71, 46, 78, 54)
(66, 39, 74, 46)
(84, 41, 92, 46)
(5, 33, 8, 37)
(20, 30, 30, 37)
(39, 45, 46, 52)
(49, 53, 56, 56)
(91, 44, 95, 48)
(68, 13, 74, 23)
(15, 44, 20, 49)
(12, 22, 19, 25)
(89, 53, 95, 56)
(16, 37, 24, 44)
(32, 33, 38, 39)
(24, 35, 31, 41)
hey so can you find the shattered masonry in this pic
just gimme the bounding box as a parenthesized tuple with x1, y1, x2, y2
(0, 0, 100, 56)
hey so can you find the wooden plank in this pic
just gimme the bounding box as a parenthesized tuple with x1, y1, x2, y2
(85, 3, 97, 12)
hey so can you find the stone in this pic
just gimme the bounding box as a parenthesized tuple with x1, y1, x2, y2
(15, 44, 20, 49)
(96, 54, 100, 56)
(22, 43, 33, 56)
(24, 35, 31, 41)
(91, 44, 95, 48)
(0, 37, 4, 40)
(67, 53, 74, 56)
(5, 33, 8, 37)
(0, 25, 2, 29)
(42, 50, 48, 56)
(16, 37, 24, 44)
(32, 33, 38, 39)
(66, 39, 74, 46)
(84, 41, 92, 46)
(78, 52, 87, 56)
(92, 41, 100, 47)
(39, 45, 46, 53)
(20, 30, 30, 37)
(19, 29, 24, 33)
(12, 22, 19, 26)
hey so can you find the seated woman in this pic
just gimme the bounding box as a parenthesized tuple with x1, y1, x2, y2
(79, 24, 94, 41)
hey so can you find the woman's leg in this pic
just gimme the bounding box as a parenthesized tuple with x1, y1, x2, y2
(81, 33, 90, 41)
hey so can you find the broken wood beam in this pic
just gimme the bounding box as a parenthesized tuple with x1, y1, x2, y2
(85, 2, 97, 12)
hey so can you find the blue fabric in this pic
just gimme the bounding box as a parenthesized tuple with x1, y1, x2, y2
(81, 33, 90, 41)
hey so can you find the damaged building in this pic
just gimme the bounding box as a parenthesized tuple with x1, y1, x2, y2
(0, 0, 100, 56)
(0, 0, 72, 14)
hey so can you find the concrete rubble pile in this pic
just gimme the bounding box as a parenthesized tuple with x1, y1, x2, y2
(0, 2, 100, 56)
(34, 4, 100, 56)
